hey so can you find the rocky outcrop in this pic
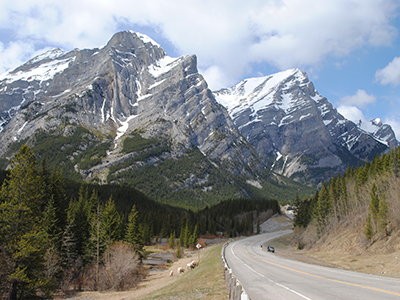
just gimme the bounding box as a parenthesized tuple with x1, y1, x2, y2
(0, 31, 290, 207)
(214, 69, 398, 182)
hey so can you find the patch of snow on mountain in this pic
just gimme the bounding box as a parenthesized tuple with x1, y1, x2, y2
(149, 79, 166, 90)
(115, 115, 138, 141)
(280, 93, 292, 112)
(299, 113, 311, 121)
(133, 31, 161, 47)
(214, 68, 300, 117)
(148, 56, 185, 78)
(28, 48, 66, 64)
(0, 56, 75, 84)
(359, 118, 382, 135)
(18, 121, 28, 133)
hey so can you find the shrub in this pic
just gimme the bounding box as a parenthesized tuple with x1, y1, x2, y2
(98, 241, 140, 291)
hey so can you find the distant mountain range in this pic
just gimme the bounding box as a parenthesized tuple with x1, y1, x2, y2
(0, 31, 397, 208)
(214, 69, 398, 182)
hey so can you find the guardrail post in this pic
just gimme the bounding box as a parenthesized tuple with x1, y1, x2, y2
(221, 242, 251, 300)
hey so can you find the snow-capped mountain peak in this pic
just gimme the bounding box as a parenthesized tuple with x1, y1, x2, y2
(214, 68, 317, 120)
(214, 68, 398, 182)
(0, 48, 74, 84)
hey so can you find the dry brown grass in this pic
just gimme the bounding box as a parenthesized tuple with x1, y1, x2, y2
(60, 243, 227, 300)
(275, 217, 400, 279)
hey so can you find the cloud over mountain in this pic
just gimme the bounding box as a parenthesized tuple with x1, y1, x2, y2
(0, 0, 398, 90)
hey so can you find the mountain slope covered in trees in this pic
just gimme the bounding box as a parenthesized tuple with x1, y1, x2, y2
(293, 146, 400, 254)
(0, 145, 280, 299)
(0, 31, 313, 208)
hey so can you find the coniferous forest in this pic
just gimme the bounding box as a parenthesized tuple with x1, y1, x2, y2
(0, 145, 280, 299)
(293, 146, 400, 250)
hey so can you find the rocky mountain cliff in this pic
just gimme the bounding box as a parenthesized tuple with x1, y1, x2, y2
(0, 31, 309, 209)
(0, 31, 396, 207)
(213, 69, 398, 183)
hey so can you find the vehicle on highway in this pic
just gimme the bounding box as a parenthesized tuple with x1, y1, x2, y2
(267, 246, 275, 253)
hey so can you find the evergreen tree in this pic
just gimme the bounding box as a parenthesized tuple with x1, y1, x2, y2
(179, 221, 187, 247)
(86, 189, 103, 288)
(101, 196, 122, 245)
(125, 205, 144, 259)
(378, 194, 389, 237)
(369, 183, 380, 225)
(0, 145, 53, 299)
(364, 212, 373, 241)
(66, 184, 92, 262)
(169, 231, 176, 249)
(49, 169, 69, 243)
(314, 183, 330, 233)
(189, 224, 199, 247)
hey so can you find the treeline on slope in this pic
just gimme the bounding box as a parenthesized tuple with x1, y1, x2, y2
(293, 146, 400, 250)
(0, 145, 280, 299)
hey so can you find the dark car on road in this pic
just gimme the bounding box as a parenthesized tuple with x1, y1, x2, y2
(267, 246, 275, 253)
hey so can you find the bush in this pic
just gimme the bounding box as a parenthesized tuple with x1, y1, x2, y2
(98, 241, 140, 291)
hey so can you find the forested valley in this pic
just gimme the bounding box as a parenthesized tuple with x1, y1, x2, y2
(0, 145, 280, 299)
(293, 146, 400, 252)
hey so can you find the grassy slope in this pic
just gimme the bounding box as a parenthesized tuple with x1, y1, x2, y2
(141, 244, 227, 300)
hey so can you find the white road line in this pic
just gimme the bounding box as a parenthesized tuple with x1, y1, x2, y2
(230, 243, 312, 300)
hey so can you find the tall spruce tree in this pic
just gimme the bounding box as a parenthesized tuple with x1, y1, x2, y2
(66, 184, 92, 262)
(125, 205, 144, 259)
(378, 194, 389, 237)
(101, 196, 122, 245)
(0, 145, 54, 299)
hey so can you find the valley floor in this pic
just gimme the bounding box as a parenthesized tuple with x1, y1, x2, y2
(59, 242, 227, 300)
(59, 214, 400, 299)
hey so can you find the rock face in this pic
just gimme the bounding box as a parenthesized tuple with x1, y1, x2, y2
(214, 69, 398, 182)
(0, 31, 397, 206)
(1, 31, 305, 208)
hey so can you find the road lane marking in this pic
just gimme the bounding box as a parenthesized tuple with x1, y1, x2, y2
(230, 243, 312, 300)
(244, 244, 400, 297)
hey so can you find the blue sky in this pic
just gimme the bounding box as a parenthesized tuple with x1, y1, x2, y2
(1, 0, 400, 138)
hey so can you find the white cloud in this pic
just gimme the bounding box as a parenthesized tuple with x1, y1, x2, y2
(337, 105, 367, 125)
(375, 56, 400, 86)
(339, 89, 376, 107)
(0, 41, 35, 73)
(0, 0, 398, 88)
(384, 116, 400, 140)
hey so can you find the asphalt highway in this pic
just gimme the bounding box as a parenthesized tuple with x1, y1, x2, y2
(224, 230, 400, 300)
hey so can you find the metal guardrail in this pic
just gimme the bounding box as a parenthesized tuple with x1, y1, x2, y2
(221, 242, 250, 300)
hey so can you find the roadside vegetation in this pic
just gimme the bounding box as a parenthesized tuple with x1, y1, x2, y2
(0, 145, 280, 299)
(293, 146, 400, 254)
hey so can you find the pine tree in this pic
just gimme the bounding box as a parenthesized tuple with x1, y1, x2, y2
(125, 205, 144, 259)
(314, 183, 330, 233)
(369, 183, 380, 225)
(189, 224, 199, 247)
(169, 231, 176, 249)
(49, 168, 69, 243)
(67, 183, 92, 262)
(364, 212, 373, 241)
(86, 189, 103, 288)
(101, 196, 122, 245)
(378, 194, 389, 237)
(0, 145, 53, 299)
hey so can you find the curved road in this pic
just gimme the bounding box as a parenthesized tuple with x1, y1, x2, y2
(225, 230, 400, 300)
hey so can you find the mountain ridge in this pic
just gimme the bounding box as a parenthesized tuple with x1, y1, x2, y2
(0, 31, 311, 209)
(214, 68, 398, 183)
(0, 30, 395, 207)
